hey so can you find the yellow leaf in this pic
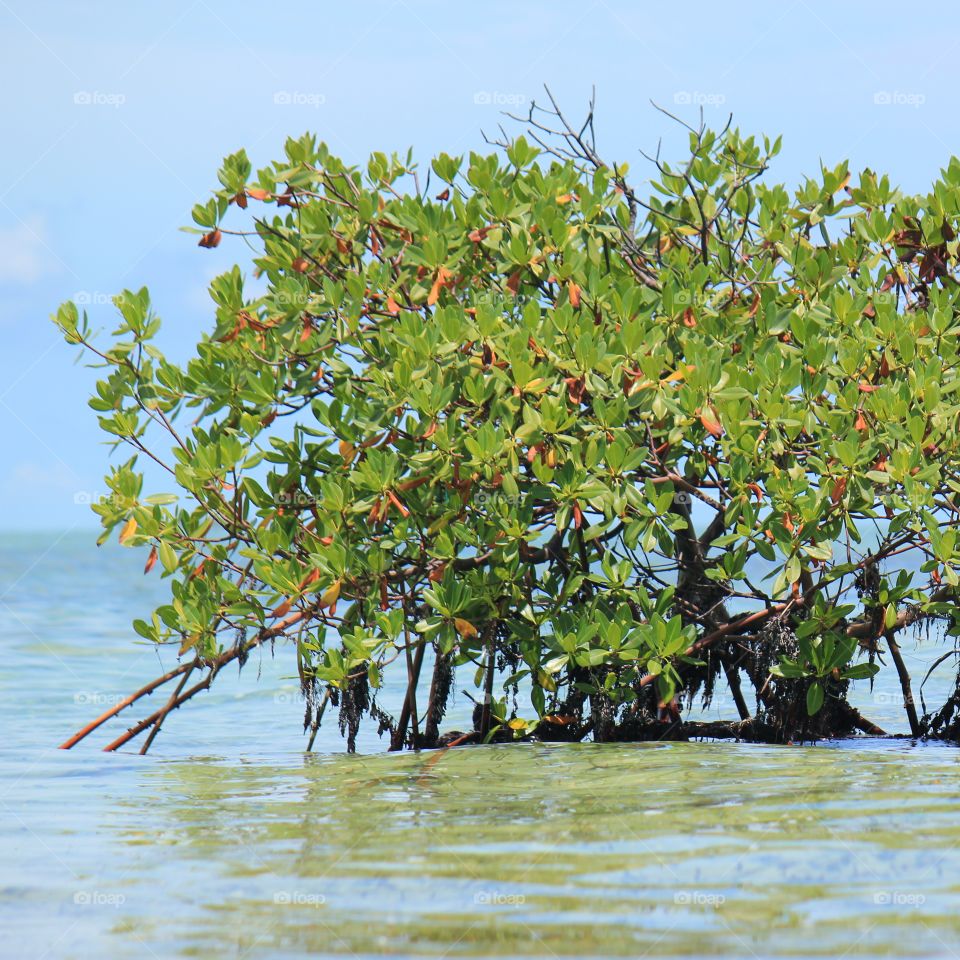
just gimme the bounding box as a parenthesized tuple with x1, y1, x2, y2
(453, 617, 477, 639)
(118, 517, 137, 545)
(338, 440, 356, 464)
(320, 580, 342, 608)
(508, 718, 527, 730)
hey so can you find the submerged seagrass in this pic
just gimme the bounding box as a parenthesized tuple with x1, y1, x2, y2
(55, 96, 960, 753)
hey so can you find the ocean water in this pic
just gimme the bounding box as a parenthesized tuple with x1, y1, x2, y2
(2, 531, 959, 959)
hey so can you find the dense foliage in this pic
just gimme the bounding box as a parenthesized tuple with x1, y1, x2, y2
(56, 102, 960, 752)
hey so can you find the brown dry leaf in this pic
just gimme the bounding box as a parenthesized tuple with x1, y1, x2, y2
(198, 229, 221, 249)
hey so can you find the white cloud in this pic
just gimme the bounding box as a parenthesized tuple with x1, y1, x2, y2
(0, 215, 52, 284)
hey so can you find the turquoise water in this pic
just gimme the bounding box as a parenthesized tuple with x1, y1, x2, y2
(3, 532, 960, 959)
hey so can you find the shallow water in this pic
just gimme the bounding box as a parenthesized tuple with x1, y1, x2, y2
(3, 532, 960, 959)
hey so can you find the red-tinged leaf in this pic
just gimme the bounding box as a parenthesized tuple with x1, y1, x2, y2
(144, 545, 158, 574)
(699, 407, 723, 438)
(567, 280, 581, 308)
(564, 376, 586, 404)
(318, 536, 334, 547)
(746, 482, 764, 502)
(380, 578, 389, 610)
(435, 188, 450, 201)
(291, 256, 310, 273)
(272, 598, 292, 619)
(234, 192, 248, 209)
(506, 271, 521, 296)
(386, 489, 410, 517)
(682, 307, 697, 328)
(556, 193, 578, 204)
(572, 501, 583, 529)
(831, 476, 848, 504)
(198, 229, 221, 248)
(385, 296, 400, 315)
(260, 411, 277, 427)
(858, 383, 879, 392)
(879, 354, 891, 378)
(932, 567, 942, 585)
(299, 568, 321, 590)
(428, 562, 446, 583)
(423, 420, 438, 439)
(247, 187, 271, 201)
(854, 409, 868, 432)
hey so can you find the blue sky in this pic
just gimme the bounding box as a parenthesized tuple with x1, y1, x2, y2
(2, 0, 959, 531)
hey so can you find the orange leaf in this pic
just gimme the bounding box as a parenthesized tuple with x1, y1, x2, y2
(453, 618, 478, 639)
(682, 307, 697, 328)
(858, 383, 879, 392)
(831, 476, 848, 504)
(386, 489, 410, 518)
(198, 229, 221, 249)
(879, 354, 891, 378)
(699, 407, 723, 438)
(246, 187, 271, 201)
(567, 281, 581, 308)
(144, 545, 158, 574)
(427, 266, 453, 306)
(338, 440, 356, 464)
(506, 271, 521, 296)
(386, 296, 400, 315)
(854, 410, 868, 432)
(291, 256, 310, 273)
(272, 598, 292, 618)
(118, 517, 137, 545)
